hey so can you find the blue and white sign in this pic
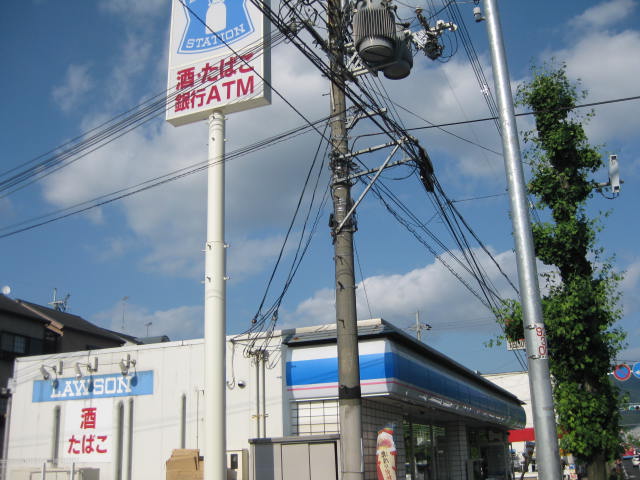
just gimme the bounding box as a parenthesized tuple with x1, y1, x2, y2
(632, 362, 640, 380)
(178, 0, 254, 54)
(167, 0, 271, 126)
(33, 371, 154, 403)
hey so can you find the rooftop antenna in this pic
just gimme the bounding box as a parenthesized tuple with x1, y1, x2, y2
(49, 288, 70, 312)
(121, 296, 129, 331)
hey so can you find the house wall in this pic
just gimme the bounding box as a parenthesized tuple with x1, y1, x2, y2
(57, 329, 123, 352)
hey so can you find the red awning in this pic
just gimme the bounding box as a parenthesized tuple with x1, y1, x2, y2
(509, 428, 535, 442)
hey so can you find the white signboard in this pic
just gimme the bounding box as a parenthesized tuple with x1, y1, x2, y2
(166, 0, 271, 126)
(63, 399, 113, 462)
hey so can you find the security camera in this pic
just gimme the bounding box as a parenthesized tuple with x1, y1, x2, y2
(237, 380, 247, 388)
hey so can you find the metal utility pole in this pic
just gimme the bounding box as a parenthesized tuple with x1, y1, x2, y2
(482, 1, 561, 478)
(204, 111, 227, 480)
(327, 0, 364, 478)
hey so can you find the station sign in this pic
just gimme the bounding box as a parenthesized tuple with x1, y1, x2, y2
(166, 0, 271, 126)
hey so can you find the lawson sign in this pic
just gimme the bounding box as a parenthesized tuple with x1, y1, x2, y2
(166, 0, 271, 126)
(33, 371, 154, 403)
(177, 0, 255, 54)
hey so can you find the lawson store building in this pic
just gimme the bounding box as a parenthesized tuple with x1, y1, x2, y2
(4, 319, 525, 480)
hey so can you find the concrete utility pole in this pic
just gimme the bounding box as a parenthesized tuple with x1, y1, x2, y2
(482, 1, 562, 479)
(327, 0, 364, 477)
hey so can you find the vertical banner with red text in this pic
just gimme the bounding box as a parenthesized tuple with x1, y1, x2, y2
(376, 427, 397, 480)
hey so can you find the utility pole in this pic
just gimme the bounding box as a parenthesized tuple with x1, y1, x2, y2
(481, 1, 561, 478)
(327, 0, 364, 477)
(412, 311, 431, 342)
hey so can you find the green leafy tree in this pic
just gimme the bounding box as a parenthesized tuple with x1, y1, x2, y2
(500, 64, 626, 479)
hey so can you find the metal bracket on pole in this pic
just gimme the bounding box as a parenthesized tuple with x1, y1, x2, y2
(345, 157, 415, 181)
(346, 107, 387, 130)
(335, 144, 401, 234)
(336, 138, 407, 161)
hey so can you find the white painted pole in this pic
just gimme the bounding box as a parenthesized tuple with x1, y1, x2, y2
(204, 111, 227, 480)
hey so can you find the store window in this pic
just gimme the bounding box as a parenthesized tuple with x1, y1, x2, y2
(291, 400, 339, 435)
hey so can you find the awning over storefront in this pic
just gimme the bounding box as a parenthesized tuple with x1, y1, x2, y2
(285, 327, 527, 429)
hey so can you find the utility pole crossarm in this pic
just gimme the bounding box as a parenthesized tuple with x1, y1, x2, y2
(335, 144, 401, 234)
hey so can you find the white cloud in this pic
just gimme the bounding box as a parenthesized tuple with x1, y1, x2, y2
(105, 33, 155, 107)
(561, 29, 640, 143)
(52, 64, 93, 113)
(40, 36, 333, 280)
(621, 258, 640, 315)
(93, 236, 136, 262)
(93, 301, 203, 340)
(282, 248, 523, 332)
(569, 0, 636, 30)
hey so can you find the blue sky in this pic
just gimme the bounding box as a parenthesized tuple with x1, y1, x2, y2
(1, 0, 639, 373)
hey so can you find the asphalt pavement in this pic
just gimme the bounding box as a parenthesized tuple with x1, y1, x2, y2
(623, 458, 638, 480)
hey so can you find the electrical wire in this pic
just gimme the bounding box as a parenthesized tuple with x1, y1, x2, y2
(237, 120, 333, 356)
(0, 113, 336, 239)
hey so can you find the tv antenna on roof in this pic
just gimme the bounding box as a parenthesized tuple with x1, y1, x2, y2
(49, 288, 70, 312)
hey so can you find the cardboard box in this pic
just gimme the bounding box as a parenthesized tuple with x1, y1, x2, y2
(166, 449, 204, 480)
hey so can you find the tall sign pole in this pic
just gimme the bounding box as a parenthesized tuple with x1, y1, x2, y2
(327, 0, 364, 478)
(482, 1, 561, 478)
(166, 1, 271, 479)
(204, 111, 227, 480)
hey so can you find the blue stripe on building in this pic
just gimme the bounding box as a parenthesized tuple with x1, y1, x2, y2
(286, 352, 525, 426)
(32, 370, 154, 402)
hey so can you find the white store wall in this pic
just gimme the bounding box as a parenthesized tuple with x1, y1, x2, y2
(6, 338, 287, 479)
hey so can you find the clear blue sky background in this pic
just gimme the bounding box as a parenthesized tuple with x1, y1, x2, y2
(1, 0, 638, 373)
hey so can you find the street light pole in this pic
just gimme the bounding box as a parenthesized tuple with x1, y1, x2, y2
(482, 1, 562, 478)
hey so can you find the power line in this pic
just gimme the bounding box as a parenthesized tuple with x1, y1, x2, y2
(0, 113, 336, 239)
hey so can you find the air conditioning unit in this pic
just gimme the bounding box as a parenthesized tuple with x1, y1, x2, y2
(227, 449, 248, 480)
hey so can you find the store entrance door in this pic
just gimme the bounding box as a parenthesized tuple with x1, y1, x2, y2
(403, 421, 446, 480)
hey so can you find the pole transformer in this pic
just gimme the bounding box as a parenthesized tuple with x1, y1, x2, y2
(327, 0, 364, 478)
(483, 1, 561, 478)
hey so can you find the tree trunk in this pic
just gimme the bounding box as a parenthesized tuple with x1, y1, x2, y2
(586, 452, 606, 480)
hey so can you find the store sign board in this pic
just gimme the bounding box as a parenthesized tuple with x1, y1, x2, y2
(166, 0, 271, 126)
(63, 398, 113, 462)
(32, 371, 154, 402)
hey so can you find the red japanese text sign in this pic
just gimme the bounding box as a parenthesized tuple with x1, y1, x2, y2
(166, 0, 271, 126)
(64, 399, 113, 462)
